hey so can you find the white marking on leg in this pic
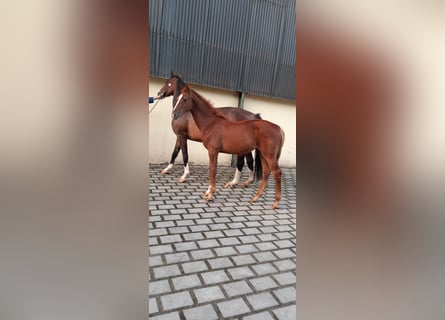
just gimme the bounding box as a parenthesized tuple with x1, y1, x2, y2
(224, 169, 241, 188)
(204, 185, 211, 196)
(161, 163, 174, 174)
(179, 164, 190, 182)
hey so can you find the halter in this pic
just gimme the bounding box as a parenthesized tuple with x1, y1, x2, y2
(149, 98, 160, 113)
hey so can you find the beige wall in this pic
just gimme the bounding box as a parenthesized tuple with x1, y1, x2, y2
(148, 77, 296, 167)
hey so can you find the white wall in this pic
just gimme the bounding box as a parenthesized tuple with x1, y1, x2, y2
(148, 77, 296, 167)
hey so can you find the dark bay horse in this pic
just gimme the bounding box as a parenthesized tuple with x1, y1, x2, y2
(172, 85, 285, 209)
(157, 72, 261, 187)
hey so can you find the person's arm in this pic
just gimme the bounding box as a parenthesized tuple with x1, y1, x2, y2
(148, 97, 155, 103)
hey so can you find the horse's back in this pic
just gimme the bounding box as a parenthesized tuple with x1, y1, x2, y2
(218, 107, 260, 121)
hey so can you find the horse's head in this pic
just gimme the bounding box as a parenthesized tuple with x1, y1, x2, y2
(157, 71, 186, 99)
(172, 86, 193, 119)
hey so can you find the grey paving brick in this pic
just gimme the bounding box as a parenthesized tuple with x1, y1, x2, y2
(249, 276, 279, 291)
(236, 244, 258, 254)
(174, 241, 198, 251)
(231, 216, 247, 222)
(257, 233, 277, 241)
(149, 279, 171, 295)
(168, 226, 189, 234)
(273, 259, 296, 271)
(208, 223, 227, 230)
(275, 225, 293, 231)
(172, 274, 202, 290)
(189, 208, 205, 214)
(215, 246, 237, 256)
(150, 311, 180, 320)
(245, 221, 262, 227)
(213, 217, 230, 223)
(182, 260, 208, 274)
(273, 272, 296, 285)
(273, 286, 296, 304)
(183, 232, 205, 241)
(160, 291, 193, 311)
(189, 225, 210, 232)
(218, 237, 241, 246)
(228, 266, 255, 280)
(155, 221, 175, 228)
(217, 298, 251, 318)
(164, 252, 190, 264)
(191, 249, 215, 260)
(159, 234, 182, 244)
(203, 230, 225, 238)
(273, 305, 296, 320)
(247, 292, 278, 311)
(149, 255, 163, 267)
(255, 242, 278, 251)
(253, 251, 276, 262)
(149, 228, 168, 236)
(274, 239, 295, 248)
(182, 213, 200, 220)
(244, 311, 275, 320)
(149, 297, 158, 314)
(201, 270, 230, 284)
(239, 235, 260, 244)
(176, 220, 194, 226)
(149, 237, 158, 246)
(228, 222, 245, 228)
(150, 244, 173, 255)
(208, 257, 234, 269)
(274, 248, 295, 259)
(232, 254, 256, 266)
(252, 262, 278, 275)
(243, 227, 261, 235)
(183, 304, 218, 320)
(222, 280, 253, 297)
(275, 231, 294, 239)
(260, 220, 277, 226)
(152, 264, 181, 279)
(197, 239, 219, 249)
(193, 285, 225, 303)
(223, 229, 243, 237)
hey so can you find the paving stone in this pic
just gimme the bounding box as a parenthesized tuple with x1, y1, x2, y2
(208, 223, 227, 230)
(155, 221, 175, 228)
(150, 244, 173, 255)
(274, 239, 295, 248)
(149, 279, 171, 295)
(159, 234, 182, 244)
(189, 225, 210, 232)
(203, 230, 225, 238)
(257, 234, 277, 241)
(273, 305, 297, 320)
(217, 298, 251, 318)
(197, 239, 219, 249)
(236, 244, 258, 254)
(255, 242, 278, 251)
(183, 232, 205, 241)
(273, 272, 296, 286)
(150, 311, 180, 320)
(222, 280, 253, 297)
(160, 291, 193, 311)
(182, 260, 208, 274)
(168, 226, 190, 234)
(223, 229, 243, 237)
(152, 264, 181, 279)
(239, 235, 260, 244)
(149, 237, 159, 246)
(218, 237, 241, 246)
(201, 270, 230, 284)
(243, 227, 261, 235)
(275, 231, 294, 239)
(273, 248, 295, 259)
(273, 287, 296, 304)
(208, 257, 234, 269)
(273, 259, 296, 271)
(252, 263, 278, 275)
(228, 222, 245, 228)
(165, 252, 190, 264)
(247, 292, 279, 311)
(193, 285, 225, 303)
(232, 254, 256, 266)
(172, 274, 202, 290)
(149, 255, 163, 267)
(174, 241, 198, 251)
(253, 251, 277, 262)
(149, 228, 168, 236)
(149, 297, 158, 313)
(244, 311, 275, 320)
(183, 304, 218, 320)
(191, 249, 215, 260)
(214, 246, 237, 256)
(176, 220, 194, 226)
(249, 276, 279, 291)
(228, 266, 255, 280)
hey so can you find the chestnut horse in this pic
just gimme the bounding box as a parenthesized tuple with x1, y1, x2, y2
(157, 72, 261, 187)
(172, 85, 285, 209)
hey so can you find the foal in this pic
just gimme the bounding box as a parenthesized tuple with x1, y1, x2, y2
(157, 72, 260, 187)
(173, 85, 285, 209)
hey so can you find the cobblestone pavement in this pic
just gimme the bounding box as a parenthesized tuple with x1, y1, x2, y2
(149, 164, 296, 320)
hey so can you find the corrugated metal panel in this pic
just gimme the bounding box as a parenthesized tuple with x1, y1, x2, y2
(149, 0, 296, 100)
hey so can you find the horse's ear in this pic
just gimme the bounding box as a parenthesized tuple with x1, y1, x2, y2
(170, 70, 174, 77)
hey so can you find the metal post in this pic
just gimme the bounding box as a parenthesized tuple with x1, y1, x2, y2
(231, 91, 246, 167)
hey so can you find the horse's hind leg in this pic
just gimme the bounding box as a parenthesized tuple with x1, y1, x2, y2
(161, 136, 181, 174)
(241, 152, 255, 188)
(178, 138, 190, 183)
(271, 164, 282, 209)
(251, 157, 270, 203)
(224, 155, 244, 188)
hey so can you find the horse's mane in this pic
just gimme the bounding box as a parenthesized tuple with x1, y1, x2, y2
(172, 75, 186, 94)
(188, 87, 228, 120)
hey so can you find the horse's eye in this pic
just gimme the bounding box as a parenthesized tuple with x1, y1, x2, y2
(168, 83, 171, 87)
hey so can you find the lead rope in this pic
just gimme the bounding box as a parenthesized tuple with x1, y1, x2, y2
(148, 98, 160, 114)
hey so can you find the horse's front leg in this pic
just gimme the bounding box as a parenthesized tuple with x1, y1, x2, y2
(178, 137, 190, 183)
(224, 155, 244, 188)
(204, 150, 218, 201)
(161, 136, 181, 174)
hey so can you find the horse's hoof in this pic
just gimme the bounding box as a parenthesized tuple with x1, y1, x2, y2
(161, 170, 169, 174)
(178, 178, 186, 183)
(240, 182, 250, 188)
(224, 182, 235, 189)
(272, 202, 279, 209)
(251, 196, 259, 203)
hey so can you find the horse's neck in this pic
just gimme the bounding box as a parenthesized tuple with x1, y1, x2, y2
(190, 95, 219, 131)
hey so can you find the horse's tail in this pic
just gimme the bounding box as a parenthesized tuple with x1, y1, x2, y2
(254, 113, 262, 120)
(254, 148, 263, 181)
(277, 128, 285, 160)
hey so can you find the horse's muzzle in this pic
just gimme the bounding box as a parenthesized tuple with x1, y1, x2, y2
(172, 111, 181, 119)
